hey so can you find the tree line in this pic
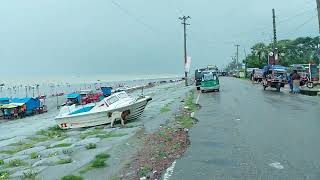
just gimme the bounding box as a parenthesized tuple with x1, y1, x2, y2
(227, 36, 320, 71)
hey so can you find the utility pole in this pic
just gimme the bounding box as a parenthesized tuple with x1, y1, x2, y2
(179, 16, 191, 86)
(243, 48, 248, 78)
(235, 45, 240, 71)
(317, 0, 320, 33)
(272, 8, 278, 65)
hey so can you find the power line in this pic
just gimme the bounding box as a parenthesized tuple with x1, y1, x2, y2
(293, 14, 318, 31)
(110, 0, 158, 33)
(277, 8, 316, 24)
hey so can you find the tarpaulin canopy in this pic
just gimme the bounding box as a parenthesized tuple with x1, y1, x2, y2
(11, 97, 40, 111)
(66, 93, 81, 99)
(0, 104, 17, 109)
(0, 98, 10, 104)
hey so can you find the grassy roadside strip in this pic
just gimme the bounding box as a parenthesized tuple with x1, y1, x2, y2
(118, 90, 199, 180)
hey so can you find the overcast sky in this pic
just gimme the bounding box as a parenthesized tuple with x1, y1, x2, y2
(0, 0, 318, 77)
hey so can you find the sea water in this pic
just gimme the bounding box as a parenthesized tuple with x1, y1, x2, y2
(0, 74, 180, 98)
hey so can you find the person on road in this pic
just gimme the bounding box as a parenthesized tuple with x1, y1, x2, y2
(251, 69, 255, 83)
(288, 72, 293, 93)
(291, 70, 301, 93)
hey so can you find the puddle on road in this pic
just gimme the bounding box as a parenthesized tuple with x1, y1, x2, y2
(201, 158, 233, 166)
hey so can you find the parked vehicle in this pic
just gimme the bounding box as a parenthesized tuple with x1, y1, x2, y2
(195, 68, 206, 90)
(262, 65, 288, 92)
(200, 71, 220, 92)
(305, 64, 320, 88)
(253, 69, 264, 83)
(55, 91, 152, 129)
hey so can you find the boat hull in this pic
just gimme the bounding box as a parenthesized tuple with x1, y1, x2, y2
(55, 97, 151, 129)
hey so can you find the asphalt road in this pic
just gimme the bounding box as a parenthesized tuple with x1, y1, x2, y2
(169, 77, 320, 180)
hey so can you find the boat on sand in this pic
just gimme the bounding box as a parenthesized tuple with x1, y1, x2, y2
(55, 91, 152, 129)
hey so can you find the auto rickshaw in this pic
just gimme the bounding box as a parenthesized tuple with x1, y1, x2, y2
(200, 71, 220, 92)
(262, 65, 288, 92)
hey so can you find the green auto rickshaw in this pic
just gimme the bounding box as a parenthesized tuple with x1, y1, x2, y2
(200, 71, 220, 92)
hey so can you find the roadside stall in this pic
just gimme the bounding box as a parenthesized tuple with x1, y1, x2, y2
(0, 98, 10, 118)
(0, 104, 18, 119)
(11, 97, 41, 116)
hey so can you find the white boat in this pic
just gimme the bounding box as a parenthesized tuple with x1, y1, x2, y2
(55, 91, 152, 129)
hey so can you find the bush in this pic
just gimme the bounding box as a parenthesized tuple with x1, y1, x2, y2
(57, 158, 72, 164)
(0, 171, 9, 179)
(85, 143, 96, 150)
(30, 152, 40, 159)
(79, 153, 110, 174)
(5, 159, 26, 168)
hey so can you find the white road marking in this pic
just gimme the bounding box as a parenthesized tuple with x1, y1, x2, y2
(163, 160, 176, 180)
(196, 92, 201, 104)
(269, 162, 284, 169)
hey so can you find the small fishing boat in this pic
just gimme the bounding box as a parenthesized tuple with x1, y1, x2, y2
(55, 91, 152, 129)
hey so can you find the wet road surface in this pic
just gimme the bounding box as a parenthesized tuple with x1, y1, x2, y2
(169, 77, 320, 180)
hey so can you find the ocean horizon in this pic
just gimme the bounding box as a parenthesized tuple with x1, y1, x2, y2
(0, 73, 182, 98)
(0, 73, 182, 86)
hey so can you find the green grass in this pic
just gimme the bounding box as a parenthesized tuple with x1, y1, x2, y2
(56, 158, 72, 165)
(138, 164, 152, 177)
(80, 129, 103, 139)
(4, 159, 27, 168)
(61, 175, 83, 180)
(0, 160, 4, 165)
(0, 143, 34, 155)
(48, 151, 59, 157)
(0, 171, 9, 180)
(27, 136, 50, 143)
(96, 132, 127, 139)
(79, 153, 110, 174)
(171, 143, 180, 150)
(36, 126, 66, 138)
(80, 129, 128, 140)
(176, 116, 194, 129)
(22, 170, 38, 180)
(49, 143, 72, 149)
(158, 151, 168, 158)
(160, 105, 171, 113)
(185, 91, 198, 112)
(30, 152, 40, 159)
(85, 143, 96, 150)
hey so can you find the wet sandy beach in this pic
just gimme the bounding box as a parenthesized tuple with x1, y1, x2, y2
(0, 80, 192, 180)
